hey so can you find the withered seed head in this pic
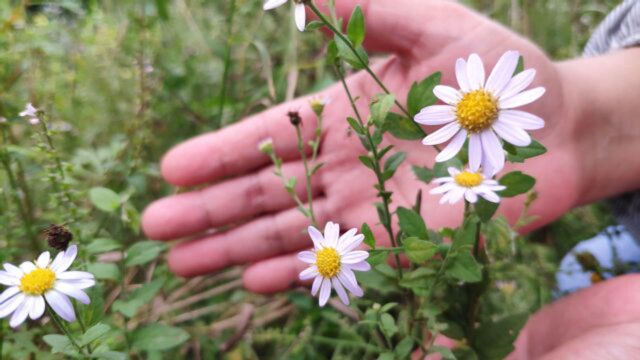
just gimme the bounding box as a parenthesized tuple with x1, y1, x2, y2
(287, 111, 302, 126)
(43, 224, 73, 251)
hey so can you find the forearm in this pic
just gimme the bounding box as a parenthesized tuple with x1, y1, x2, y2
(557, 47, 640, 205)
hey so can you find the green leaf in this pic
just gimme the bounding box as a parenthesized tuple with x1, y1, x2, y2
(113, 279, 164, 318)
(395, 338, 415, 359)
(86, 263, 120, 281)
(346, 6, 365, 48)
(513, 56, 525, 75)
(335, 35, 368, 69)
(367, 250, 387, 266)
(446, 249, 483, 283)
(429, 346, 456, 360)
(347, 117, 364, 135)
(361, 223, 376, 249)
(433, 158, 463, 177)
(399, 267, 436, 293)
(326, 39, 339, 64)
(86, 238, 122, 254)
(473, 313, 529, 360)
(358, 155, 375, 170)
(89, 187, 121, 213)
(43, 334, 74, 354)
(125, 241, 167, 267)
(377, 353, 395, 360)
(499, 171, 536, 197)
(402, 237, 437, 264)
(452, 217, 478, 250)
(370, 94, 396, 127)
(475, 198, 499, 222)
(397, 207, 428, 239)
(379, 313, 398, 338)
(81, 323, 111, 346)
(412, 165, 435, 184)
(92, 351, 127, 360)
(505, 140, 547, 163)
(132, 324, 190, 352)
(306, 20, 324, 31)
(383, 152, 406, 173)
(407, 72, 442, 117)
(382, 112, 426, 140)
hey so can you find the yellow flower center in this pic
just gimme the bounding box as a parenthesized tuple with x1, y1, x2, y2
(454, 171, 484, 188)
(455, 90, 498, 133)
(19, 268, 56, 296)
(316, 247, 341, 278)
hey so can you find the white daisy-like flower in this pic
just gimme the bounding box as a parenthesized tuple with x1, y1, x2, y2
(430, 167, 506, 205)
(308, 96, 331, 115)
(263, 0, 306, 32)
(0, 245, 95, 328)
(298, 222, 371, 307)
(415, 51, 545, 175)
(19, 103, 40, 125)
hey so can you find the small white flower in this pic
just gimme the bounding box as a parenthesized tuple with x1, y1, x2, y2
(430, 167, 506, 205)
(257, 137, 274, 154)
(309, 96, 330, 115)
(415, 51, 545, 175)
(298, 222, 370, 306)
(0, 245, 95, 328)
(19, 103, 38, 118)
(264, 0, 306, 32)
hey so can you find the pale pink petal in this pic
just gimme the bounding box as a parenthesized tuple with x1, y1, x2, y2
(29, 296, 45, 320)
(311, 276, 323, 296)
(466, 54, 485, 90)
(422, 122, 461, 146)
(337, 268, 363, 297)
(464, 190, 479, 203)
(0, 271, 19, 286)
(263, 0, 288, 10)
(433, 85, 462, 105)
(430, 182, 457, 195)
(294, 4, 306, 32)
(298, 251, 316, 264)
(485, 51, 520, 94)
(44, 290, 76, 322)
(347, 262, 371, 272)
(36, 252, 50, 268)
(499, 69, 536, 99)
(499, 87, 546, 109)
(9, 297, 32, 328)
(414, 106, 456, 125)
(340, 234, 364, 253)
(480, 130, 505, 173)
(435, 129, 467, 162)
(455, 58, 471, 92)
(0, 287, 19, 304)
(341, 251, 369, 264)
(299, 266, 319, 280)
(323, 222, 340, 248)
(468, 134, 482, 171)
(332, 278, 350, 305)
(499, 110, 545, 130)
(318, 279, 332, 307)
(0, 293, 24, 318)
(308, 226, 324, 249)
(54, 282, 90, 305)
(493, 119, 532, 146)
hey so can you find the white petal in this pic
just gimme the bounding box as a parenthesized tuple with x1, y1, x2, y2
(36, 252, 51, 268)
(499, 69, 536, 99)
(430, 182, 457, 195)
(29, 296, 45, 320)
(10, 296, 32, 328)
(468, 134, 482, 171)
(19, 262, 36, 274)
(480, 130, 505, 173)
(444, 187, 465, 205)
(433, 85, 462, 105)
(435, 129, 467, 162)
(298, 251, 316, 264)
(0, 286, 20, 304)
(54, 283, 90, 305)
(493, 119, 531, 146)
(448, 167, 460, 176)
(340, 234, 364, 253)
(299, 266, 319, 281)
(433, 176, 454, 184)
(332, 278, 350, 305)
(455, 58, 471, 92)
(323, 222, 340, 248)
(414, 106, 456, 125)
(0, 293, 24, 318)
(0, 271, 19, 286)
(311, 276, 323, 296)
(464, 190, 478, 203)
(466, 53, 485, 90)
(337, 229, 358, 252)
(308, 226, 324, 249)
(499, 110, 545, 130)
(294, 4, 306, 32)
(263, 0, 288, 10)
(337, 268, 363, 297)
(51, 245, 77, 273)
(479, 189, 501, 203)
(57, 279, 95, 290)
(318, 279, 332, 307)
(499, 87, 546, 109)
(347, 261, 371, 272)
(56, 271, 94, 280)
(341, 251, 369, 264)
(4, 264, 23, 277)
(44, 290, 76, 322)
(485, 51, 520, 94)
(422, 122, 461, 146)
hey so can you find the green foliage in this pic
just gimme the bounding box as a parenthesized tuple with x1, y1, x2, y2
(347, 6, 366, 48)
(407, 72, 442, 117)
(383, 113, 426, 140)
(132, 324, 190, 352)
(500, 171, 536, 197)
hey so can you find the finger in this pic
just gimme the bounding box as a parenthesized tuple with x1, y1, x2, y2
(167, 199, 329, 277)
(161, 94, 327, 187)
(243, 254, 306, 294)
(314, 0, 476, 57)
(512, 274, 640, 358)
(143, 161, 323, 240)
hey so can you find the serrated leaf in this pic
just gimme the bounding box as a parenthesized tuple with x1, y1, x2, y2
(89, 187, 121, 213)
(499, 171, 535, 197)
(346, 6, 365, 47)
(125, 241, 167, 267)
(397, 207, 428, 239)
(407, 72, 442, 117)
(402, 237, 437, 264)
(361, 223, 375, 249)
(132, 324, 190, 351)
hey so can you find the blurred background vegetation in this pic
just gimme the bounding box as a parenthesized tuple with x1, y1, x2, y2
(0, 0, 619, 358)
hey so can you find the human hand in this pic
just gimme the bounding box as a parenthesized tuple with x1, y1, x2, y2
(141, 0, 579, 293)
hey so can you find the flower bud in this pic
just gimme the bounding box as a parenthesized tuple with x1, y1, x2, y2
(258, 138, 274, 155)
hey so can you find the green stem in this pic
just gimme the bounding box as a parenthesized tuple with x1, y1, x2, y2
(335, 64, 403, 279)
(46, 306, 85, 354)
(216, 0, 236, 127)
(0, 319, 4, 360)
(308, 2, 411, 119)
(294, 123, 318, 227)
